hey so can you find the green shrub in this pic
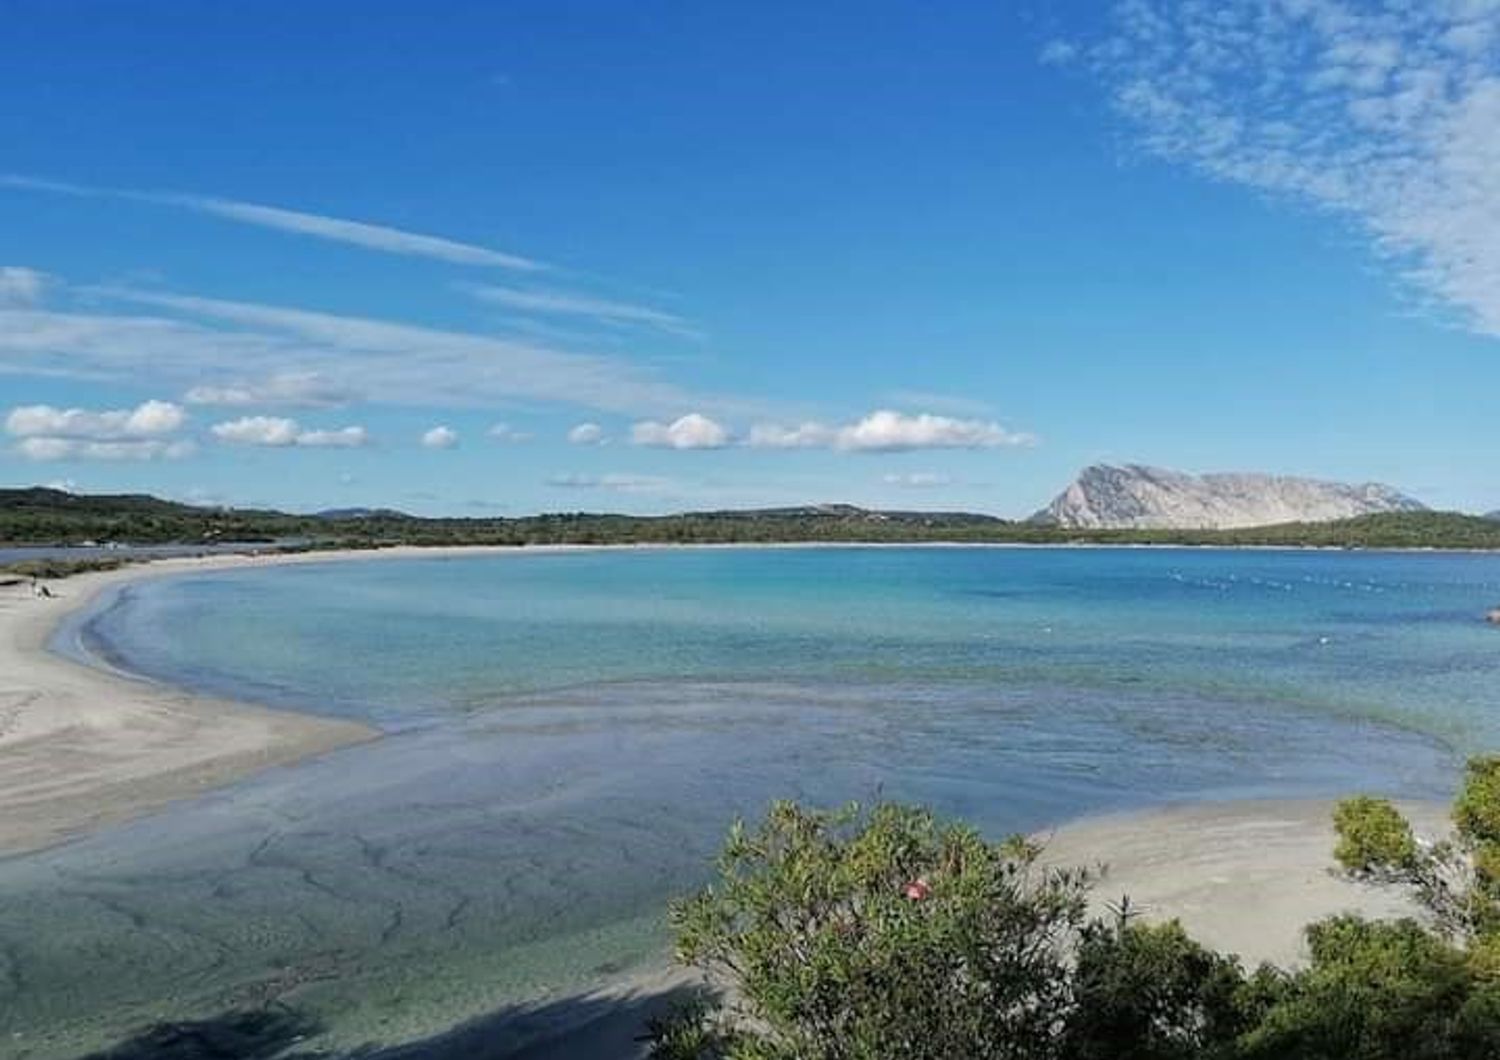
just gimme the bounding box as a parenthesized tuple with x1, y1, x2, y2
(1333, 796, 1418, 874)
(660, 801, 1094, 1059)
(1239, 916, 1500, 1059)
(1454, 758, 1500, 848)
(1063, 915, 1261, 1060)
(655, 773, 1500, 1059)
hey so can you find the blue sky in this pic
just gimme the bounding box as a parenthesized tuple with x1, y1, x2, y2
(2, 1, 1498, 516)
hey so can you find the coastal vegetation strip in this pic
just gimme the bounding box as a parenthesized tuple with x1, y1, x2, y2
(6, 487, 1500, 553)
(646, 762, 1500, 1059)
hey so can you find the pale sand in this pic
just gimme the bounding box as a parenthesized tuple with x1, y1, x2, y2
(0, 543, 696, 856)
(1041, 797, 1449, 969)
(0, 547, 543, 855)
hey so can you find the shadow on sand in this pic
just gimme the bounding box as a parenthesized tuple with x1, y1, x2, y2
(79, 982, 703, 1060)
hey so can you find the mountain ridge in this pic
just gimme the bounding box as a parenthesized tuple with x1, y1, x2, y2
(1033, 463, 1426, 530)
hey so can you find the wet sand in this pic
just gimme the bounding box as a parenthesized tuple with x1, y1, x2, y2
(2, 544, 671, 854)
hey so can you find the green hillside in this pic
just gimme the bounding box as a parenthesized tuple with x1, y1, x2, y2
(4, 488, 1500, 551)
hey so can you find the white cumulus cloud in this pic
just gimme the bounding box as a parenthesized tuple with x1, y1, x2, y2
(5, 398, 191, 461)
(630, 412, 731, 449)
(567, 422, 606, 445)
(487, 422, 533, 442)
(1077, 0, 1500, 336)
(16, 437, 194, 462)
(0, 266, 48, 307)
(746, 422, 838, 450)
(211, 415, 300, 446)
(421, 425, 459, 449)
(748, 410, 1034, 452)
(5, 399, 185, 439)
(212, 416, 369, 448)
(882, 472, 953, 488)
(298, 426, 369, 448)
(836, 410, 1032, 451)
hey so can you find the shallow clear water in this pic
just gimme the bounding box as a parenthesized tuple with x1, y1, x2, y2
(5, 546, 1499, 1056)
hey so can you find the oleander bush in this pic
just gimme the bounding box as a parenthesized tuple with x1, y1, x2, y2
(657, 801, 1094, 1059)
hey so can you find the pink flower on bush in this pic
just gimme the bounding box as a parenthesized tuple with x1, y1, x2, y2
(903, 877, 932, 901)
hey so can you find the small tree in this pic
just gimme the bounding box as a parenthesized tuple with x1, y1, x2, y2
(1062, 907, 1262, 1060)
(1331, 756, 1500, 943)
(1237, 915, 1500, 1060)
(1333, 796, 1418, 875)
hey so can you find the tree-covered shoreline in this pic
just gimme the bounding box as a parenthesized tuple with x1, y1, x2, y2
(6, 487, 1500, 552)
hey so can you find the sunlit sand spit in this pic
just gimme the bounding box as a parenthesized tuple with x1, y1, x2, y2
(0, 546, 581, 854)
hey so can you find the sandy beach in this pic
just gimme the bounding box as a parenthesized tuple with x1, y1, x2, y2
(0, 543, 626, 856)
(1042, 797, 1444, 968)
(0, 550, 383, 855)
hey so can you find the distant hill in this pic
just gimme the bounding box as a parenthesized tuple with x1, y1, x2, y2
(0, 486, 296, 545)
(314, 507, 414, 521)
(0, 486, 203, 517)
(1033, 464, 1425, 530)
(688, 504, 1006, 526)
(5, 486, 1499, 550)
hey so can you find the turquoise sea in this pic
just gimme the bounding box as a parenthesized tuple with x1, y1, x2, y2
(5, 545, 1500, 1056)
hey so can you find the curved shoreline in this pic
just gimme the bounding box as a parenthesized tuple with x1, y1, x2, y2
(0, 548, 500, 856)
(1, 543, 1462, 866)
(0, 543, 736, 856)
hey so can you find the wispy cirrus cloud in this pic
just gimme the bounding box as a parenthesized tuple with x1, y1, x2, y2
(464, 283, 698, 337)
(547, 472, 677, 495)
(881, 390, 996, 418)
(1070, 0, 1500, 335)
(0, 282, 762, 418)
(1, 174, 546, 270)
(184, 370, 358, 408)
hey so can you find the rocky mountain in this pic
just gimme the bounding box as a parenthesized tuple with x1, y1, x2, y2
(1033, 464, 1425, 530)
